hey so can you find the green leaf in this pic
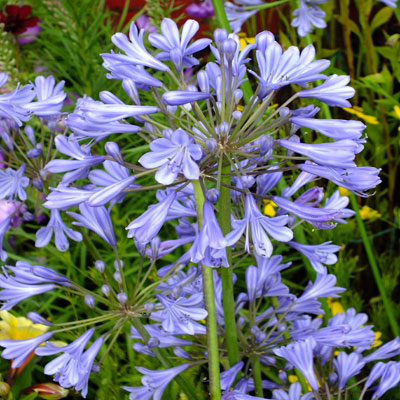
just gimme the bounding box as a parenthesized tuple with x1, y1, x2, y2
(371, 7, 393, 33)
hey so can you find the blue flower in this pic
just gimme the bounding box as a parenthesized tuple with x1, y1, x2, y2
(226, 194, 293, 258)
(88, 160, 138, 207)
(44, 186, 95, 210)
(363, 337, 400, 363)
(365, 361, 400, 399)
(298, 163, 381, 197)
(291, 0, 327, 37)
(45, 135, 104, 185)
(220, 362, 244, 391)
(25, 75, 66, 118)
(67, 203, 116, 246)
(152, 293, 207, 335)
(273, 337, 319, 391)
(271, 382, 315, 400)
(279, 138, 358, 168)
(0, 217, 10, 261)
(191, 200, 229, 267)
(102, 22, 168, 71)
(298, 74, 355, 107)
(288, 241, 341, 273)
(148, 18, 211, 72)
(251, 31, 329, 97)
(66, 96, 141, 140)
(224, 1, 261, 33)
(162, 90, 210, 106)
(126, 191, 177, 244)
(0, 164, 29, 201)
(35, 209, 83, 252)
(0, 332, 53, 367)
(139, 129, 203, 184)
(290, 115, 366, 141)
(37, 330, 103, 398)
(333, 352, 365, 389)
(123, 363, 192, 400)
(0, 73, 35, 125)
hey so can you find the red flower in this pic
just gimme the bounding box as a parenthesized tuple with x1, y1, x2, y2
(0, 5, 39, 35)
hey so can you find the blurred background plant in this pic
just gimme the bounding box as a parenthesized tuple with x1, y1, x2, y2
(0, 0, 398, 398)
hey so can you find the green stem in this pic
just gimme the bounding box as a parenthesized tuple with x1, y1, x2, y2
(349, 194, 399, 337)
(253, 358, 264, 397)
(218, 164, 240, 366)
(193, 180, 222, 400)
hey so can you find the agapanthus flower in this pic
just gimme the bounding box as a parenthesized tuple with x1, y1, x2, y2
(24, 75, 66, 118)
(273, 337, 319, 391)
(35, 209, 83, 251)
(148, 18, 211, 72)
(126, 192, 177, 244)
(151, 293, 207, 335)
(288, 241, 341, 273)
(45, 135, 104, 185)
(291, 0, 327, 37)
(190, 200, 229, 267)
(0, 164, 29, 201)
(298, 74, 355, 107)
(139, 128, 202, 184)
(226, 194, 293, 258)
(123, 363, 192, 400)
(67, 203, 116, 246)
(251, 32, 329, 98)
(0, 331, 52, 368)
(333, 352, 365, 389)
(271, 382, 315, 400)
(102, 23, 168, 71)
(365, 361, 400, 399)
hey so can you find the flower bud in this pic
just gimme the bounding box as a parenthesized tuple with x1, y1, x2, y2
(27, 144, 43, 159)
(24, 125, 35, 146)
(105, 142, 124, 164)
(114, 259, 124, 270)
(205, 138, 217, 154)
(214, 29, 228, 50)
(122, 79, 140, 104)
(206, 188, 219, 204)
(233, 89, 243, 104)
(135, 239, 146, 257)
(27, 312, 52, 326)
(232, 110, 242, 120)
(84, 294, 95, 309)
(222, 38, 237, 62)
(95, 260, 105, 273)
(197, 71, 209, 93)
(113, 271, 122, 284)
(101, 284, 110, 297)
(23, 383, 69, 399)
(0, 382, 10, 397)
(117, 292, 128, 304)
(278, 370, 287, 383)
(32, 177, 43, 192)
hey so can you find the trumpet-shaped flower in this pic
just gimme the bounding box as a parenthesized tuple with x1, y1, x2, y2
(148, 18, 211, 71)
(252, 32, 329, 97)
(0, 164, 29, 201)
(139, 129, 202, 184)
(226, 194, 293, 258)
(274, 337, 319, 391)
(0, 331, 53, 367)
(298, 74, 355, 107)
(123, 363, 192, 400)
(35, 209, 83, 251)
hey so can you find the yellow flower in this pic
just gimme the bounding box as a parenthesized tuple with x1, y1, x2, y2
(238, 32, 255, 50)
(236, 104, 244, 111)
(371, 331, 383, 348)
(338, 186, 350, 196)
(359, 205, 381, 220)
(343, 106, 379, 125)
(288, 375, 298, 383)
(263, 200, 278, 217)
(0, 311, 49, 341)
(393, 105, 400, 119)
(327, 297, 344, 316)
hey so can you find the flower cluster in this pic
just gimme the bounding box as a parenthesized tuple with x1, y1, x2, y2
(0, 15, 396, 400)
